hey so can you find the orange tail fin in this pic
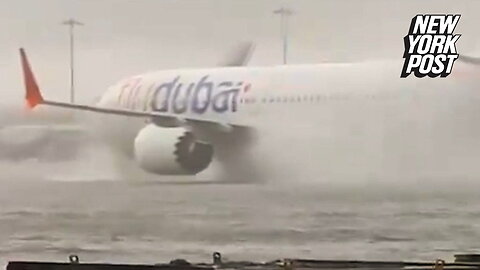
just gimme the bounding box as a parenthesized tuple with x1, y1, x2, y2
(20, 48, 44, 108)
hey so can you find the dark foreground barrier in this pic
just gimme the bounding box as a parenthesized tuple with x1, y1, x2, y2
(8, 252, 480, 270)
(7, 255, 212, 270)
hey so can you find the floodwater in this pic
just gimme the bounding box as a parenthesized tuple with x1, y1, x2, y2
(1, 177, 479, 267)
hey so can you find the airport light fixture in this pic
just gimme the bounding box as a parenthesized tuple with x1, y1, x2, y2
(273, 7, 293, 65)
(61, 18, 84, 103)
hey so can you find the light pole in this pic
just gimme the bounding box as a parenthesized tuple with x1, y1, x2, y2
(62, 18, 83, 103)
(273, 7, 293, 65)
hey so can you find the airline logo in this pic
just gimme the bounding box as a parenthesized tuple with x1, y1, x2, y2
(151, 75, 250, 114)
(401, 14, 461, 78)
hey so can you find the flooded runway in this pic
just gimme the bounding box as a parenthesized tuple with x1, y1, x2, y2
(0, 178, 479, 267)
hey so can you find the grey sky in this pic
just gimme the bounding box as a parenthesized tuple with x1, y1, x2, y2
(0, 0, 478, 105)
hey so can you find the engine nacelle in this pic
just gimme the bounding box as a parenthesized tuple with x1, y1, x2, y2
(134, 124, 213, 175)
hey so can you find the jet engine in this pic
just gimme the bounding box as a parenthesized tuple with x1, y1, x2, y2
(133, 124, 213, 175)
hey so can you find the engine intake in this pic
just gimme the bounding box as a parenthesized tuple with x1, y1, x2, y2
(134, 125, 213, 175)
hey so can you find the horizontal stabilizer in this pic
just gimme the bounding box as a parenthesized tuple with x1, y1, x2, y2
(218, 42, 255, 67)
(458, 54, 480, 65)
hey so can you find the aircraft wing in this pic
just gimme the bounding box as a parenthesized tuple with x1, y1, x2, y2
(20, 49, 245, 132)
(458, 54, 480, 65)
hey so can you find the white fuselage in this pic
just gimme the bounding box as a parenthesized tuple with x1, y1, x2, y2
(93, 60, 480, 180)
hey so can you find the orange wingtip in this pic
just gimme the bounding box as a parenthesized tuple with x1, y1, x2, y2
(20, 48, 44, 109)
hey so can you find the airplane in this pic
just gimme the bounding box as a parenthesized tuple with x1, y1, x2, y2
(19, 47, 480, 182)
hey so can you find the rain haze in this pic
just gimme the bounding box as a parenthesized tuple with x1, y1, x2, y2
(1, 0, 479, 103)
(1, 0, 480, 268)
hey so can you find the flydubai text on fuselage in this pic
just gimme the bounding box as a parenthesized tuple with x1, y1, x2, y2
(118, 75, 250, 114)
